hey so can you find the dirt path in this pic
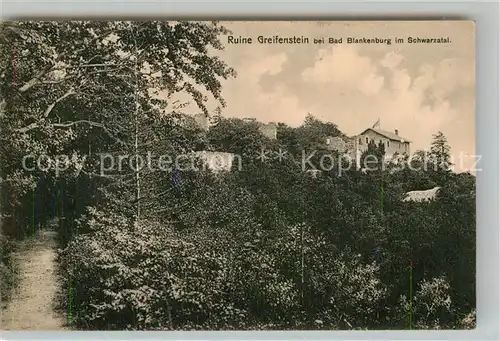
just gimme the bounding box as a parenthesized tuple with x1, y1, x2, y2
(1, 229, 67, 330)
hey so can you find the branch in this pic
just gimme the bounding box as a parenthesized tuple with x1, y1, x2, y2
(16, 122, 38, 133)
(40, 78, 91, 118)
(17, 25, 136, 93)
(40, 64, 125, 86)
(63, 63, 121, 69)
(16, 119, 126, 145)
(41, 76, 77, 85)
(18, 64, 55, 93)
(52, 120, 126, 144)
(79, 169, 128, 179)
(42, 87, 76, 117)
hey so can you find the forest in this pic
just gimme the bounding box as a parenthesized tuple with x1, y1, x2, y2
(1, 21, 475, 330)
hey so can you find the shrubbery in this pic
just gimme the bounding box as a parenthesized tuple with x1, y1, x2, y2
(59, 204, 391, 330)
(2, 21, 476, 330)
(56, 119, 476, 330)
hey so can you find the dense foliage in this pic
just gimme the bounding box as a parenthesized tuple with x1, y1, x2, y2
(1, 21, 475, 330)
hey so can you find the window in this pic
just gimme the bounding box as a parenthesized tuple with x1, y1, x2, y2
(359, 138, 362, 144)
(387, 141, 390, 147)
(366, 137, 369, 143)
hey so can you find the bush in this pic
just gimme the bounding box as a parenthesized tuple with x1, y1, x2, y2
(458, 309, 476, 329)
(59, 207, 253, 330)
(0, 232, 17, 305)
(394, 276, 457, 330)
(59, 206, 392, 330)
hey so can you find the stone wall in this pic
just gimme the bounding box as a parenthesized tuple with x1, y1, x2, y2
(259, 123, 277, 140)
(191, 151, 238, 172)
(325, 136, 347, 153)
(193, 113, 209, 131)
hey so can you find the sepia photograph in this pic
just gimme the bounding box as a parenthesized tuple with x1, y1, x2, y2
(0, 20, 476, 331)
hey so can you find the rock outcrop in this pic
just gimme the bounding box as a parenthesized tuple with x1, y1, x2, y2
(403, 186, 441, 202)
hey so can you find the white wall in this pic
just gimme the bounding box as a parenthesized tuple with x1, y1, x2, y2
(191, 151, 238, 172)
(357, 130, 410, 157)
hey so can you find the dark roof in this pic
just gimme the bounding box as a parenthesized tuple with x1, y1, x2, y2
(359, 128, 411, 143)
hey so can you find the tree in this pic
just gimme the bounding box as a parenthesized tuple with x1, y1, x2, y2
(294, 114, 344, 151)
(1, 20, 236, 235)
(360, 139, 386, 170)
(2, 20, 477, 332)
(207, 118, 270, 161)
(209, 107, 223, 126)
(429, 132, 452, 184)
(396, 276, 455, 329)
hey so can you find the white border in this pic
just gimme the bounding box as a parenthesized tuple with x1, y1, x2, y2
(1, 1, 499, 340)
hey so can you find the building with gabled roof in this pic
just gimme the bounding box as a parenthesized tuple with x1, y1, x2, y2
(325, 122, 411, 169)
(351, 128, 411, 159)
(356, 127, 411, 158)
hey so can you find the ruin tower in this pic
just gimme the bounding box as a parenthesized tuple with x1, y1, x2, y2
(259, 122, 277, 140)
(193, 113, 209, 131)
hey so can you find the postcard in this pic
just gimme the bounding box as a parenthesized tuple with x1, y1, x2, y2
(0, 20, 475, 330)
